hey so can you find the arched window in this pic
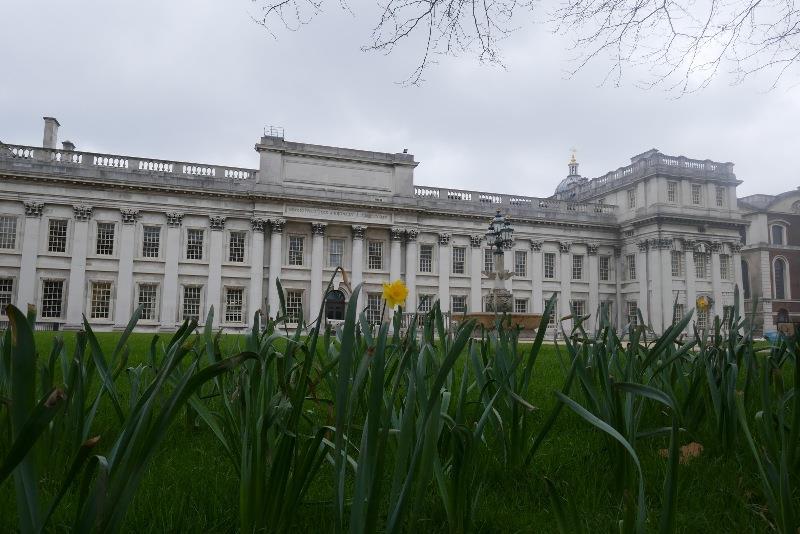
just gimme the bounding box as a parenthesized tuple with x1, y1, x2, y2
(771, 224, 786, 245)
(773, 257, 788, 300)
(325, 290, 346, 320)
(741, 259, 750, 299)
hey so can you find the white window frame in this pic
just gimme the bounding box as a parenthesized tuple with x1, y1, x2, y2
(40, 278, 66, 319)
(691, 184, 702, 205)
(94, 221, 116, 256)
(223, 286, 246, 324)
(141, 224, 162, 259)
(46, 218, 70, 255)
(288, 235, 305, 266)
(366, 293, 383, 324)
(571, 299, 586, 318)
(327, 237, 345, 268)
(227, 230, 247, 263)
(367, 240, 384, 271)
(418, 294, 434, 313)
(452, 246, 466, 275)
(667, 181, 678, 203)
(0, 215, 18, 250)
(770, 223, 787, 245)
(671, 250, 684, 277)
(484, 249, 495, 273)
(773, 256, 790, 300)
(514, 298, 529, 314)
(599, 255, 611, 281)
(135, 282, 160, 322)
(514, 250, 527, 278)
(626, 301, 638, 327)
(626, 254, 636, 281)
(627, 188, 636, 209)
(0, 276, 15, 316)
(285, 289, 304, 323)
(694, 252, 710, 279)
(185, 228, 205, 261)
(543, 252, 556, 279)
(720, 254, 732, 280)
(88, 279, 114, 321)
(572, 255, 584, 281)
(181, 284, 204, 322)
(419, 244, 434, 273)
(451, 294, 468, 314)
(715, 186, 725, 207)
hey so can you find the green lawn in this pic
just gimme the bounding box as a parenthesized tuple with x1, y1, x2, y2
(1, 330, 771, 533)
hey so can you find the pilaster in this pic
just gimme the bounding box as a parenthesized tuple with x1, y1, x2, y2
(351, 225, 366, 312)
(683, 239, 697, 331)
(65, 205, 93, 327)
(530, 241, 543, 313)
(310, 222, 326, 319)
(405, 228, 418, 312)
(559, 241, 572, 331)
(16, 201, 44, 310)
(267, 218, 285, 318)
(249, 218, 267, 325)
(438, 232, 451, 312)
(207, 215, 226, 327)
(637, 241, 650, 329)
(587, 243, 599, 330)
(114, 209, 139, 327)
(161, 212, 183, 328)
(389, 227, 404, 314)
(710, 242, 724, 321)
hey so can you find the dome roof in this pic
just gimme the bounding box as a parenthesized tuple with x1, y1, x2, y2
(554, 175, 587, 194)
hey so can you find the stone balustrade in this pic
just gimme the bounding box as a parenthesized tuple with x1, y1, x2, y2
(1, 143, 255, 182)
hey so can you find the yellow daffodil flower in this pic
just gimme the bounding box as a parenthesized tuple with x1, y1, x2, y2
(382, 280, 408, 309)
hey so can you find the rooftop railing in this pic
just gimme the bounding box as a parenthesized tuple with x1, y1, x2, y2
(1, 143, 257, 182)
(413, 185, 617, 216)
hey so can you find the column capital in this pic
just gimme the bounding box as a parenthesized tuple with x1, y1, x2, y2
(166, 212, 184, 227)
(587, 243, 599, 255)
(209, 215, 227, 231)
(311, 222, 327, 236)
(438, 232, 451, 246)
(120, 208, 140, 224)
(559, 241, 571, 253)
(390, 227, 405, 241)
(530, 240, 543, 252)
(729, 241, 743, 253)
(637, 240, 649, 252)
(649, 238, 672, 250)
(405, 227, 419, 242)
(470, 234, 484, 248)
(251, 217, 267, 232)
(72, 205, 93, 221)
(352, 224, 367, 240)
(681, 238, 695, 250)
(710, 241, 722, 253)
(23, 201, 44, 218)
(270, 218, 286, 233)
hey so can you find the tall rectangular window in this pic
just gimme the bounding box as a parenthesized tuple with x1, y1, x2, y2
(571, 299, 586, 318)
(228, 231, 246, 262)
(418, 294, 433, 313)
(627, 301, 638, 327)
(572, 255, 584, 280)
(328, 238, 344, 268)
(671, 250, 684, 277)
(451, 295, 467, 313)
(142, 225, 160, 258)
(0, 216, 17, 249)
(715, 186, 725, 207)
(182, 286, 202, 321)
(224, 287, 244, 323)
(484, 249, 494, 273)
(667, 182, 677, 203)
(0, 278, 13, 316)
(771, 225, 785, 245)
(626, 254, 637, 280)
(544, 297, 558, 327)
(697, 305, 709, 329)
(285, 290, 303, 322)
(627, 188, 636, 209)
(137, 283, 158, 321)
(720, 254, 732, 280)
(419, 244, 433, 272)
(544, 252, 556, 279)
(514, 250, 527, 277)
(48, 219, 68, 253)
(186, 229, 204, 260)
(96, 222, 115, 255)
(452, 246, 466, 274)
(366, 293, 383, 324)
(514, 298, 529, 313)
(288, 236, 304, 266)
(672, 303, 685, 324)
(695, 252, 709, 279)
(691, 184, 702, 205)
(599, 255, 610, 281)
(367, 240, 383, 270)
(41, 280, 64, 318)
(90, 281, 112, 319)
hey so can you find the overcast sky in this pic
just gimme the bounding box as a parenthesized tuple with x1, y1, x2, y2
(1, 0, 797, 198)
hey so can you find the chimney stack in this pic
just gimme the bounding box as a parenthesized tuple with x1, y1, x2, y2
(42, 117, 60, 149)
(62, 140, 75, 151)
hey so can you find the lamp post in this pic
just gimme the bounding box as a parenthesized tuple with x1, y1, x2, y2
(483, 210, 515, 312)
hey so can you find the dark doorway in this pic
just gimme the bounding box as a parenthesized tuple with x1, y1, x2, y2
(325, 290, 346, 320)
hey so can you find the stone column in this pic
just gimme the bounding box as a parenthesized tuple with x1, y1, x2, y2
(249, 218, 266, 326)
(470, 235, 483, 313)
(267, 218, 285, 318)
(759, 249, 775, 332)
(351, 225, 366, 311)
(683, 239, 697, 331)
(207, 216, 226, 327)
(711, 242, 724, 320)
(614, 247, 623, 328)
(16, 201, 44, 310)
(114, 209, 139, 328)
(531, 241, 543, 313)
(587, 243, 599, 330)
(503, 244, 514, 291)
(161, 212, 182, 328)
(405, 228, 418, 312)
(637, 241, 649, 328)
(65, 205, 93, 327)
(389, 227, 404, 315)
(438, 233, 451, 312)
(732, 242, 743, 309)
(658, 239, 674, 332)
(310, 222, 326, 319)
(559, 242, 572, 332)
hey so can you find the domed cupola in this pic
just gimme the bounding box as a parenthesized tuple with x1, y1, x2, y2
(554, 150, 588, 198)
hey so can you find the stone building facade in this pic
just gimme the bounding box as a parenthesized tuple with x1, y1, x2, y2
(0, 117, 746, 334)
(739, 189, 800, 333)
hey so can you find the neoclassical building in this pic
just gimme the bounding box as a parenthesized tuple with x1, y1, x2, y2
(0, 117, 746, 334)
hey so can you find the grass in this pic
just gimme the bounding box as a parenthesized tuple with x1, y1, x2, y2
(1, 330, 770, 533)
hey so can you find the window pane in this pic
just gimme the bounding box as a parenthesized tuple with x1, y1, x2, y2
(224, 287, 244, 323)
(691, 185, 702, 205)
(142, 226, 160, 258)
(289, 236, 304, 266)
(572, 255, 583, 280)
(0, 216, 17, 249)
(452, 247, 466, 274)
(96, 222, 115, 255)
(599, 256, 610, 281)
(452, 295, 467, 313)
(544, 253, 555, 279)
(626, 255, 636, 280)
(48, 220, 68, 253)
(41, 280, 64, 318)
(138, 283, 158, 321)
(772, 225, 784, 245)
(514, 250, 527, 277)
(667, 182, 677, 203)
(694, 253, 709, 279)
(484, 249, 494, 273)
(183, 286, 202, 320)
(627, 301, 638, 327)
(571, 299, 585, 317)
(514, 298, 528, 313)
(366, 293, 382, 324)
(418, 294, 433, 313)
(0, 278, 13, 316)
(186, 229, 204, 260)
(229, 231, 246, 262)
(775, 259, 786, 299)
(368, 241, 383, 270)
(671, 250, 684, 277)
(328, 238, 344, 267)
(715, 186, 725, 207)
(419, 244, 433, 272)
(90, 281, 112, 319)
(286, 290, 303, 321)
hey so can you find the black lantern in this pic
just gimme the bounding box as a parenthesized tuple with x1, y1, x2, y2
(485, 210, 514, 253)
